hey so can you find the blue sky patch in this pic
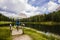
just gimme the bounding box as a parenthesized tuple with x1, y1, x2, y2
(51, 0, 60, 4)
(28, 0, 49, 7)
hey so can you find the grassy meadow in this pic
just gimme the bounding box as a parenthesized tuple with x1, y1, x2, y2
(24, 27, 60, 40)
(0, 27, 11, 40)
(0, 21, 12, 24)
(0, 21, 60, 40)
(0, 21, 11, 40)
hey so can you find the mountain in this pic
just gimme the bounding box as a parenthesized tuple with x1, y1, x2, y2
(15, 13, 27, 19)
(56, 5, 60, 11)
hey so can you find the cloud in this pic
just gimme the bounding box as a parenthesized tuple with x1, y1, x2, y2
(0, 0, 60, 18)
(26, 3, 38, 12)
(28, 0, 49, 7)
(58, 0, 60, 3)
(0, 0, 26, 13)
(48, 1, 59, 12)
(0, 11, 18, 18)
(25, 0, 50, 16)
(0, 0, 26, 18)
(20, 0, 40, 17)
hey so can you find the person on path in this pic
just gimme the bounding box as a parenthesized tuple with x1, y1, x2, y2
(16, 19, 20, 31)
(10, 24, 12, 32)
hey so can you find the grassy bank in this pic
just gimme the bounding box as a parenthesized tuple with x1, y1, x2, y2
(21, 22, 60, 35)
(0, 26, 60, 40)
(21, 22, 60, 25)
(0, 27, 11, 40)
(24, 27, 60, 40)
(0, 21, 14, 27)
(0, 21, 12, 24)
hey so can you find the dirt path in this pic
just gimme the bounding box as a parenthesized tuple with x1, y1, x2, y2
(12, 29, 23, 35)
(13, 35, 32, 40)
(12, 29, 32, 40)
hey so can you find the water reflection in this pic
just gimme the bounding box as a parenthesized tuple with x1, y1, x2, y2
(25, 24, 60, 35)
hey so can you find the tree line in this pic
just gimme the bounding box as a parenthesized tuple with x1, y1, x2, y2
(20, 10, 60, 22)
(0, 13, 12, 21)
(20, 10, 60, 35)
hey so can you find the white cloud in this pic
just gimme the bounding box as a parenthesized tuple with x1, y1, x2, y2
(58, 0, 60, 3)
(19, 0, 40, 17)
(12, 0, 18, 4)
(19, 0, 27, 3)
(26, 3, 38, 12)
(0, 0, 60, 18)
(0, 0, 26, 13)
(0, 11, 18, 18)
(0, 0, 4, 3)
(0, 0, 43, 17)
(48, 1, 59, 12)
(2, 6, 7, 10)
(32, 0, 36, 2)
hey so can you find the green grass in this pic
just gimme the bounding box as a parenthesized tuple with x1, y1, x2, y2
(0, 26, 60, 40)
(21, 22, 60, 25)
(0, 21, 12, 24)
(0, 27, 11, 40)
(24, 27, 60, 40)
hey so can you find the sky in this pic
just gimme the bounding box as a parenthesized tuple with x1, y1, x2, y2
(0, 0, 60, 18)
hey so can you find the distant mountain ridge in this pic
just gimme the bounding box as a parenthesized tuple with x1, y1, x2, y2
(56, 5, 60, 11)
(18, 13, 27, 18)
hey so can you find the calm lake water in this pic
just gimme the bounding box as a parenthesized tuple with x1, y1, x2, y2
(25, 24, 60, 35)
